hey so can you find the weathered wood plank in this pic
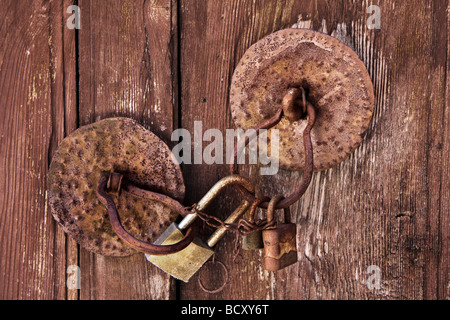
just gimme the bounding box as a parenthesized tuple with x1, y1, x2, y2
(440, 0, 450, 301)
(178, 0, 309, 299)
(59, 0, 80, 300)
(418, 0, 449, 300)
(178, 0, 448, 300)
(0, 0, 447, 300)
(0, 0, 64, 299)
(48, 0, 79, 300)
(77, 0, 178, 300)
(362, 0, 449, 300)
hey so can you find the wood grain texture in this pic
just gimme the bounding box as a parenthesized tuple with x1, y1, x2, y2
(0, 0, 62, 299)
(61, 0, 80, 301)
(0, 0, 448, 300)
(178, 0, 309, 299)
(178, 0, 449, 300)
(48, 0, 79, 300)
(77, 0, 178, 299)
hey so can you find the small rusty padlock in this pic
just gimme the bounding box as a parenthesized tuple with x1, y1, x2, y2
(262, 195, 298, 271)
(241, 197, 269, 250)
(146, 175, 254, 282)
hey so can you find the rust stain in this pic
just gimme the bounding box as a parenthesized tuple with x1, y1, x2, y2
(47, 118, 185, 256)
(230, 28, 375, 171)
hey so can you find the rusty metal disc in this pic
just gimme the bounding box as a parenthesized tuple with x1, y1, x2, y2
(48, 118, 185, 257)
(230, 28, 375, 171)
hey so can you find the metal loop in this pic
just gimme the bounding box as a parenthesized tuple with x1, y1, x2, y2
(196, 175, 255, 212)
(96, 174, 196, 255)
(230, 99, 316, 209)
(266, 195, 291, 224)
(198, 260, 229, 294)
(120, 180, 191, 217)
(178, 175, 255, 231)
(282, 87, 307, 121)
(248, 196, 270, 222)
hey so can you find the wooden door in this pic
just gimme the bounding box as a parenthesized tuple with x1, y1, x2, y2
(0, 0, 448, 300)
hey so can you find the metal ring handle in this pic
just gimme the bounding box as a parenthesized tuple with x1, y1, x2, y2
(230, 100, 316, 209)
(266, 195, 291, 223)
(107, 172, 192, 217)
(198, 260, 229, 294)
(96, 175, 196, 255)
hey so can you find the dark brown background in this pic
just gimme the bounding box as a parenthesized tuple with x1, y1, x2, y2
(0, 0, 448, 300)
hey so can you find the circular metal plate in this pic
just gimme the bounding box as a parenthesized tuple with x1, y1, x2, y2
(48, 118, 185, 257)
(230, 29, 375, 171)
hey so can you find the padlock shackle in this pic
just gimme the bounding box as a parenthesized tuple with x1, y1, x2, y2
(248, 197, 270, 222)
(197, 175, 254, 211)
(178, 175, 255, 230)
(206, 199, 250, 247)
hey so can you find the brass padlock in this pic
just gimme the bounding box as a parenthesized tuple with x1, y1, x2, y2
(241, 197, 268, 250)
(146, 175, 254, 282)
(262, 195, 298, 271)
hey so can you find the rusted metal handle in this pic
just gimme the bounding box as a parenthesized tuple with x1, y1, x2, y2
(282, 87, 307, 121)
(230, 99, 317, 209)
(266, 195, 291, 223)
(96, 174, 196, 255)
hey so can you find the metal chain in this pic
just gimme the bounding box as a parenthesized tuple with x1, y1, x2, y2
(190, 201, 276, 236)
(98, 89, 316, 256)
(190, 89, 316, 241)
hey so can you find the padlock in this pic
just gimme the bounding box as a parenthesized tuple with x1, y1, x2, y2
(241, 197, 269, 250)
(262, 195, 298, 271)
(145, 175, 254, 282)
